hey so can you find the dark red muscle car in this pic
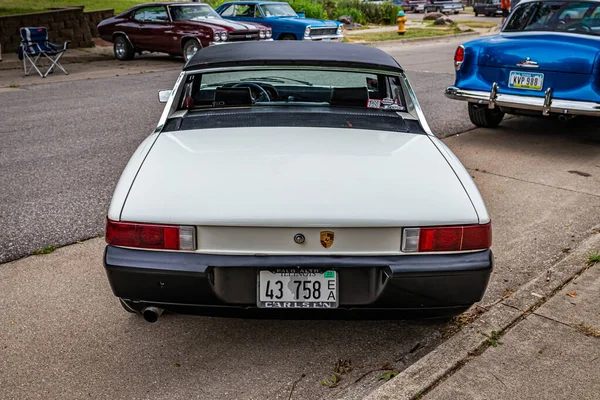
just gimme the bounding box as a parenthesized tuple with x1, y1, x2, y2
(98, 2, 273, 61)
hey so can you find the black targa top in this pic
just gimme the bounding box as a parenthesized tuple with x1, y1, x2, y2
(183, 41, 404, 73)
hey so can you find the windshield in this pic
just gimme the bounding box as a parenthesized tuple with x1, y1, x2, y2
(169, 5, 221, 21)
(177, 68, 408, 112)
(261, 4, 298, 17)
(504, 1, 600, 35)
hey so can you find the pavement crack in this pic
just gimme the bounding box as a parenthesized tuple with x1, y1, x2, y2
(466, 169, 600, 198)
(531, 312, 574, 329)
(288, 373, 305, 400)
(490, 372, 509, 388)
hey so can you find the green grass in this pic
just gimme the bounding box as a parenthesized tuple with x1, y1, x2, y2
(458, 20, 498, 29)
(0, 0, 147, 16)
(588, 251, 600, 265)
(33, 245, 56, 255)
(345, 26, 468, 42)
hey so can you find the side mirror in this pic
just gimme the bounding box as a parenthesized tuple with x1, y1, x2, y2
(297, 11, 306, 18)
(158, 89, 172, 103)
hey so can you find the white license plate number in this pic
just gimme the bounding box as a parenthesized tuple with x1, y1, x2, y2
(508, 71, 544, 91)
(258, 269, 338, 308)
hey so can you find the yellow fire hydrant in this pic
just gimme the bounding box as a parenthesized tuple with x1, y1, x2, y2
(397, 9, 407, 35)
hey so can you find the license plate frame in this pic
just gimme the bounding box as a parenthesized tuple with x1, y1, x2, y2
(508, 71, 544, 91)
(257, 269, 338, 309)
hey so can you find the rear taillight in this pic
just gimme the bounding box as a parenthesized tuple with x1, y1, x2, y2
(402, 223, 491, 252)
(106, 218, 196, 250)
(454, 45, 465, 70)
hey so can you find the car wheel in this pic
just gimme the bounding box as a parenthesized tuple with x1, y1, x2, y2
(468, 103, 505, 128)
(182, 38, 201, 62)
(113, 35, 134, 61)
(279, 34, 296, 40)
(475, 11, 479, 16)
(119, 298, 143, 314)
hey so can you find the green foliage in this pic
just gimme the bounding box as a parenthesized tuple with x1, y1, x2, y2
(332, 7, 365, 24)
(335, 0, 400, 24)
(285, 0, 327, 19)
(33, 245, 56, 255)
(204, 0, 226, 9)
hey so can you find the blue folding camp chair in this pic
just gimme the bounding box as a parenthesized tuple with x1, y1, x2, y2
(17, 27, 69, 78)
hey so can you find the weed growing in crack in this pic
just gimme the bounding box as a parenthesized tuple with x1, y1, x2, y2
(33, 245, 56, 255)
(576, 323, 600, 338)
(481, 330, 503, 347)
(587, 251, 600, 265)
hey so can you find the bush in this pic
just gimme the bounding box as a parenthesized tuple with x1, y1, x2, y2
(335, 0, 400, 24)
(285, 0, 327, 19)
(333, 6, 365, 24)
(205, 0, 226, 9)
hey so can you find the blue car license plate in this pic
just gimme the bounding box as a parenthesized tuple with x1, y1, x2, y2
(508, 71, 544, 91)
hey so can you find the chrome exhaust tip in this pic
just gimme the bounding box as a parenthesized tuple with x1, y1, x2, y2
(142, 306, 164, 323)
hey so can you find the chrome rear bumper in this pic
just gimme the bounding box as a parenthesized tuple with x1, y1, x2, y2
(446, 85, 600, 117)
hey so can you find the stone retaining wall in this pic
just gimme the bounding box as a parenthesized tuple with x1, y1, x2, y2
(0, 7, 114, 52)
(84, 9, 115, 38)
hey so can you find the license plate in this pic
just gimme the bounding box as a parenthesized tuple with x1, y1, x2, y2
(508, 71, 544, 91)
(257, 269, 338, 309)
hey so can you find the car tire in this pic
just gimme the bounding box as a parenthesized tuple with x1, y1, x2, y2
(113, 35, 134, 61)
(279, 34, 296, 40)
(475, 11, 479, 16)
(468, 103, 505, 128)
(182, 38, 202, 62)
(119, 298, 143, 314)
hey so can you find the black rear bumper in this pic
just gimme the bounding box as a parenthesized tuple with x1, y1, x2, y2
(104, 246, 493, 319)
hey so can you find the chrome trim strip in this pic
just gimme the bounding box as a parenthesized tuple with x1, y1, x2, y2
(154, 71, 186, 133)
(305, 34, 344, 41)
(489, 82, 498, 110)
(543, 87, 552, 116)
(446, 86, 600, 117)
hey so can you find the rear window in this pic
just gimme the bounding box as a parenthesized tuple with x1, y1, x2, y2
(176, 68, 409, 113)
(504, 1, 600, 35)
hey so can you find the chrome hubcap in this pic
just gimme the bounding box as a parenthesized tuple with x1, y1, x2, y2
(185, 44, 198, 61)
(115, 40, 126, 57)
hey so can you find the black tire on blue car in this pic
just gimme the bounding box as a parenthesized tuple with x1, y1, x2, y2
(279, 34, 296, 40)
(468, 103, 505, 128)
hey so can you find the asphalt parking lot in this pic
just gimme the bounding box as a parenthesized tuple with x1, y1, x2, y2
(1, 37, 599, 400)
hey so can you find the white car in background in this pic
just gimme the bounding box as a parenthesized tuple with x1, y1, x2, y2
(103, 41, 493, 323)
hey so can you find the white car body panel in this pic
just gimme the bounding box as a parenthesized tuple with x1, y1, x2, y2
(107, 132, 161, 221)
(116, 127, 480, 229)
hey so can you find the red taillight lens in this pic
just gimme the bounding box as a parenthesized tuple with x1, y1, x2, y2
(418, 223, 491, 252)
(402, 224, 492, 252)
(106, 219, 180, 250)
(454, 45, 465, 70)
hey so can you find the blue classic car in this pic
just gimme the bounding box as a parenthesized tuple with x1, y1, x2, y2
(446, 0, 600, 127)
(215, 1, 343, 41)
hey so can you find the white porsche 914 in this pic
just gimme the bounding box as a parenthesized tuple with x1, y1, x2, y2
(104, 41, 493, 322)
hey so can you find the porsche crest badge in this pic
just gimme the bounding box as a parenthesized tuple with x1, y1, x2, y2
(320, 231, 335, 249)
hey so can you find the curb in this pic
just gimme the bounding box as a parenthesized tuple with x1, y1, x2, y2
(0, 54, 112, 71)
(356, 31, 481, 46)
(364, 228, 600, 400)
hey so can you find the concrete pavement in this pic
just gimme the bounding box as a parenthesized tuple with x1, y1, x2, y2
(426, 259, 600, 400)
(369, 234, 600, 400)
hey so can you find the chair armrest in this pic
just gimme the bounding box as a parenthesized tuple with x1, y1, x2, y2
(47, 40, 70, 51)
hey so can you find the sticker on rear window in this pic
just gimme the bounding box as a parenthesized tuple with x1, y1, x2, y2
(367, 99, 382, 109)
